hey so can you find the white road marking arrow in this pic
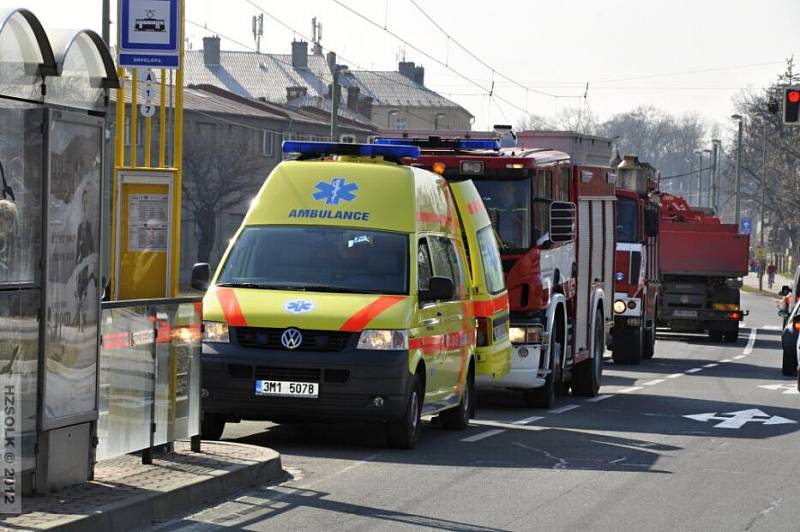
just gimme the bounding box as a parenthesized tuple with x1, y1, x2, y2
(758, 384, 800, 395)
(683, 408, 797, 429)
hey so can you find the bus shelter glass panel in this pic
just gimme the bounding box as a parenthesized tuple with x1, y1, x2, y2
(42, 113, 103, 427)
(0, 11, 44, 101)
(0, 101, 43, 284)
(0, 290, 39, 473)
(97, 305, 154, 461)
(46, 32, 106, 112)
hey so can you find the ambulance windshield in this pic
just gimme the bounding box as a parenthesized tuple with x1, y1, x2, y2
(473, 179, 532, 250)
(217, 226, 409, 295)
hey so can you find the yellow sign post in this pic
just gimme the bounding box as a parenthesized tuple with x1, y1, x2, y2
(112, 0, 185, 299)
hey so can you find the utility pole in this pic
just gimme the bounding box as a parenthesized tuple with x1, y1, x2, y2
(696, 150, 703, 206)
(710, 139, 720, 211)
(758, 125, 768, 291)
(330, 66, 341, 142)
(732, 114, 744, 227)
(102, 0, 110, 45)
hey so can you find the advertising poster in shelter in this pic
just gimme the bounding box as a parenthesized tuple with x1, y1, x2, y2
(43, 117, 103, 424)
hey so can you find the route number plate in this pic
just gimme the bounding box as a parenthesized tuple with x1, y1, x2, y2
(672, 309, 698, 318)
(255, 380, 318, 398)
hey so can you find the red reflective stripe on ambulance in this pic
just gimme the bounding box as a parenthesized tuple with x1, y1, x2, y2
(409, 334, 444, 355)
(473, 293, 510, 317)
(339, 295, 406, 332)
(466, 200, 483, 215)
(216, 287, 248, 327)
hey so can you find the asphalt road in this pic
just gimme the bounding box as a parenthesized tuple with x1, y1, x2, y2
(154, 291, 800, 532)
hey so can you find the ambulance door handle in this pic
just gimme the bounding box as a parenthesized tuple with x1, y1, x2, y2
(422, 318, 440, 328)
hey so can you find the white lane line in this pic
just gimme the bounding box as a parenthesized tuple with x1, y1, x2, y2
(703, 363, 719, 368)
(461, 429, 506, 442)
(743, 327, 758, 355)
(548, 404, 580, 414)
(513, 415, 544, 425)
(618, 386, 643, 393)
(642, 379, 665, 386)
(686, 368, 703, 373)
(720, 358, 732, 363)
(586, 394, 613, 402)
(762, 325, 782, 331)
(666, 373, 684, 379)
(733, 354, 747, 360)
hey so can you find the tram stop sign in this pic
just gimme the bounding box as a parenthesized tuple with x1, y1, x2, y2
(740, 217, 752, 235)
(756, 246, 766, 260)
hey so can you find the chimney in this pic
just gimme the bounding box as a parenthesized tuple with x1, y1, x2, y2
(203, 36, 220, 67)
(291, 40, 308, 68)
(357, 96, 373, 120)
(286, 86, 308, 102)
(326, 51, 337, 74)
(413, 65, 425, 85)
(346, 86, 360, 112)
(398, 60, 415, 80)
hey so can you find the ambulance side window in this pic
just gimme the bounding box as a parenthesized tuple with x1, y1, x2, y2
(429, 236, 465, 300)
(417, 239, 433, 291)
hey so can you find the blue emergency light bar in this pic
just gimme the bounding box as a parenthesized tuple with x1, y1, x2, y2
(282, 141, 420, 160)
(374, 137, 500, 151)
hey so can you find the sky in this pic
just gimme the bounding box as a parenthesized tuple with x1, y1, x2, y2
(17, 0, 800, 137)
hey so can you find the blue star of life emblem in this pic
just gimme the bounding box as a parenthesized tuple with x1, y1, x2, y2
(313, 178, 358, 205)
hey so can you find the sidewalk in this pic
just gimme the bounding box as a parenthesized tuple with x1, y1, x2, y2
(0, 440, 282, 532)
(742, 271, 793, 296)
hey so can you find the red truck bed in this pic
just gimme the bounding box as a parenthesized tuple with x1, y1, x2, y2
(658, 194, 749, 277)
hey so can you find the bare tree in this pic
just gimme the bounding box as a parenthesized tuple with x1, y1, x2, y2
(182, 126, 266, 265)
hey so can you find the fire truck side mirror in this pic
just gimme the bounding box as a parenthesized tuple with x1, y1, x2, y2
(644, 208, 659, 238)
(550, 201, 576, 243)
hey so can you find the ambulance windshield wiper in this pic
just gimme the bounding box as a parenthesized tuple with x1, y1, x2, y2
(216, 282, 272, 289)
(263, 283, 379, 294)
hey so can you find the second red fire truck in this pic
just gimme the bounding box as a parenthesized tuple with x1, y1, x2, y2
(378, 129, 615, 406)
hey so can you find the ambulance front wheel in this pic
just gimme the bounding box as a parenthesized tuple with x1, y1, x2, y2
(386, 374, 423, 449)
(201, 412, 225, 441)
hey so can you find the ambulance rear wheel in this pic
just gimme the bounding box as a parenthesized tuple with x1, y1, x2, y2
(387, 375, 422, 449)
(441, 363, 474, 430)
(612, 326, 642, 365)
(201, 413, 225, 441)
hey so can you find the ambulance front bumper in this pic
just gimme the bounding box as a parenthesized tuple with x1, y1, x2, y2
(201, 342, 412, 423)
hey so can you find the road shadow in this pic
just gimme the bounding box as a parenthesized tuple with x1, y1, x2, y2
(605, 358, 791, 381)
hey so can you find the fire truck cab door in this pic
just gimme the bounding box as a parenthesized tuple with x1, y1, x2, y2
(448, 180, 512, 379)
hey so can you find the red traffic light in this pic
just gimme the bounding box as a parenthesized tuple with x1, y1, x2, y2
(789, 90, 800, 104)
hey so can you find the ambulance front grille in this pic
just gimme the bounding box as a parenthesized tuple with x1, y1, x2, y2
(235, 327, 352, 352)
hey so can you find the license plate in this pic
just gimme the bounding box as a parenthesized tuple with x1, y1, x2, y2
(255, 380, 318, 398)
(672, 310, 698, 318)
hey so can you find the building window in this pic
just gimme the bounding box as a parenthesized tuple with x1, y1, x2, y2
(388, 110, 407, 130)
(262, 131, 274, 156)
(434, 113, 448, 130)
(339, 134, 356, 143)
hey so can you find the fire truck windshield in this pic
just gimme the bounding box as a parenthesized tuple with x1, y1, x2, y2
(616, 196, 639, 243)
(473, 179, 533, 250)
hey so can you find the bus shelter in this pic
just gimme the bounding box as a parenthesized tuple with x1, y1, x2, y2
(0, 8, 201, 495)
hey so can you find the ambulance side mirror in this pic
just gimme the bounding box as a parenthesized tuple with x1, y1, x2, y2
(645, 208, 659, 238)
(550, 201, 576, 243)
(780, 285, 792, 296)
(191, 263, 211, 291)
(421, 276, 454, 303)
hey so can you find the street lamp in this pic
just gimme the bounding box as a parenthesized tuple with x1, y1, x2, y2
(710, 139, 721, 211)
(731, 114, 743, 227)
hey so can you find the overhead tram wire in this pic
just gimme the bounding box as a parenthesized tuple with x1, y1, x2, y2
(406, 0, 581, 101)
(329, 0, 554, 121)
(239, 0, 480, 127)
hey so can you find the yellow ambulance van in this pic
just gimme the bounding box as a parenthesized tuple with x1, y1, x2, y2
(192, 141, 511, 449)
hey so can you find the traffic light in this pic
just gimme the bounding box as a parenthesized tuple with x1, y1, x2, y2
(784, 86, 800, 125)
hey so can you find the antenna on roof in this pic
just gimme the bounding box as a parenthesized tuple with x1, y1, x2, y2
(252, 13, 263, 53)
(311, 17, 323, 55)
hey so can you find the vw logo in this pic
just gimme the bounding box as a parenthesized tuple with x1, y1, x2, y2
(281, 328, 303, 350)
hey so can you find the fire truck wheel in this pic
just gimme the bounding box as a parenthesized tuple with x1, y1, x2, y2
(612, 327, 642, 365)
(573, 309, 604, 396)
(387, 374, 423, 449)
(781, 344, 798, 376)
(642, 327, 655, 359)
(525, 341, 560, 408)
(201, 413, 225, 441)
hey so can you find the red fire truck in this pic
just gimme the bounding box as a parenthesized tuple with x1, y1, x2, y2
(377, 130, 615, 406)
(611, 156, 661, 364)
(656, 193, 749, 341)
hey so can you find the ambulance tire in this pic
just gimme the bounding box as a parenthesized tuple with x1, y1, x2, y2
(612, 326, 642, 365)
(525, 340, 559, 409)
(387, 375, 423, 449)
(441, 363, 474, 430)
(201, 413, 225, 441)
(573, 308, 604, 397)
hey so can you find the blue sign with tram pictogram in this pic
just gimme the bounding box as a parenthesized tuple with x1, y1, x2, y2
(119, 0, 180, 68)
(740, 217, 752, 235)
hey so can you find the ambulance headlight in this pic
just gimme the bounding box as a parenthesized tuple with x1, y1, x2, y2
(357, 330, 408, 350)
(203, 321, 230, 343)
(613, 300, 626, 314)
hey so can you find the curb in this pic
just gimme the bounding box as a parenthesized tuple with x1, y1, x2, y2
(53, 446, 282, 532)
